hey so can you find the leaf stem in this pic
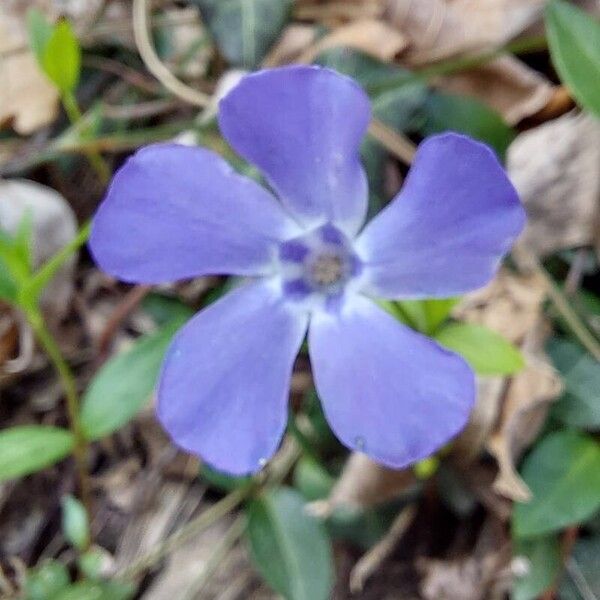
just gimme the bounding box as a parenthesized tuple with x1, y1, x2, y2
(61, 91, 111, 184)
(25, 308, 92, 522)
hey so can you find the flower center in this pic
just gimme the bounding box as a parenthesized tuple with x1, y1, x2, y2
(310, 254, 344, 286)
(277, 224, 361, 307)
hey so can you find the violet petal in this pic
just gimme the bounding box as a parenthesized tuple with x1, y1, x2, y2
(157, 279, 308, 476)
(309, 295, 475, 468)
(356, 133, 526, 299)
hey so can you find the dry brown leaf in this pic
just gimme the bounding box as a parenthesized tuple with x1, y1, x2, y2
(295, 0, 385, 25)
(418, 517, 511, 600)
(308, 453, 416, 516)
(0, 0, 109, 134)
(435, 55, 556, 125)
(296, 18, 408, 64)
(263, 24, 318, 66)
(452, 269, 547, 345)
(451, 269, 562, 501)
(508, 111, 600, 261)
(486, 329, 562, 502)
(384, 0, 545, 65)
(0, 26, 59, 134)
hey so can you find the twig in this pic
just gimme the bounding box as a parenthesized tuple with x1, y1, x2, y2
(132, 0, 210, 107)
(96, 284, 152, 363)
(102, 99, 182, 121)
(565, 557, 599, 600)
(564, 249, 588, 297)
(117, 484, 249, 580)
(368, 118, 417, 166)
(82, 55, 161, 94)
(536, 261, 600, 361)
(182, 515, 247, 599)
(119, 436, 300, 581)
(349, 504, 417, 593)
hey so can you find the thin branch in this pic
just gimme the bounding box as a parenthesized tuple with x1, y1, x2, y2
(368, 118, 417, 166)
(132, 0, 210, 108)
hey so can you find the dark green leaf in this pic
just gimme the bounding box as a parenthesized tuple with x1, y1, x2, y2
(422, 91, 515, 159)
(315, 47, 414, 90)
(41, 19, 81, 93)
(546, 0, 600, 118)
(193, 0, 293, 68)
(27, 8, 53, 64)
(513, 536, 561, 600)
(558, 535, 600, 599)
(25, 560, 70, 600)
(81, 315, 190, 440)
(61, 495, 90, 551)
(199, 463, 253, 492)
(247, 487, 334, 600)
(547, 338, 600, 430)
(0, 426, 74, 482)
(142, 293, 195, 326)
(513, 431, 600, 538)
(435, 322, 524, 375)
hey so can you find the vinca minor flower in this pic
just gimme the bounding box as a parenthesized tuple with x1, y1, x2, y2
(90, 66, 525, 475)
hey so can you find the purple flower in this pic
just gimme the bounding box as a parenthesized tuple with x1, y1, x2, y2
(90, 66, 525, 476)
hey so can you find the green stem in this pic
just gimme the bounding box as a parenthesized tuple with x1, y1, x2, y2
(61, 91, 111, 184)
(25, 308, 92, 524)
(26, 222, 91, 301)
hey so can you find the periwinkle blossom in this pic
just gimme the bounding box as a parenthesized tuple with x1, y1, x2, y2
(90, 66, 525, 476)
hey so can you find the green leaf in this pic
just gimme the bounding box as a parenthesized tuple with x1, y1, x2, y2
(558, 535, 600, 599)
(512, 536, 561, 600)
(193, 0, 293, 68)
(41, 19, 81, 93)
(61, 495, 90, 551)
(0, 426, 74, 482)
(435, 322, 524, 375)
(0, 258, 18, 302)
(51, 581, 135, 600)
(27, 8, 53, 64)
(0, 214, 34, 294)
(81, 315, 190, 440)
(25, 560, 70, 600)
(546, 0, 600, 118)
(396, 298, 459, 334)
(422, 91, 516, 159)
(293, 457, 334, 502)
(22, 222, 90, 306)
(513, 431, 600, 538)
(246, 487, 334, 600)
(547, 338, 600, 429)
